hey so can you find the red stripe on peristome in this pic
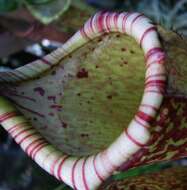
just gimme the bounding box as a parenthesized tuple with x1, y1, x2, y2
(41, 149, 57, 169)
(101, 12, 109, 33)
(145, 89, 165, 95)
(105, 13, 111, 32)
(82, 157, 89, 190)
(145, 47, 163, 61)
(72, 159, 81, 190)
(93, 155, 104, 182)
(97, 12, 104, 33)
(122, 13, 131, 32)
(130, 13, 144, 33)
(27, 140, 46, 157)
(80, 27, 89, 39)
(89, 15, 95, 34)
(25, 137, 44, 154)
(134, 117, 148, 129)
(136, 111, 153, 123)
(17, 131, 38, 145)
(101, 151, 117, 171)
(7, 121, 28, 133)
(57, 156, 69, 181)
(146, 54, 166, 68)
(145, 73, 166, 82)
(147, 50, 166, 61)
(140, 104, 158, 112)
(125, 129, 146, 147)
(0, 112, 17, 123)
(41, 58, 51, 66)
(145, 80, 166, 89)
(146, 82, 165, 89)
(50, 156, 61, 175)
(31, 142, 48, 159)
(140, 26, 157, 47)
(113, 13, 118, 31)
(11, 127, 33, 139)
(107, 12, 113, 31)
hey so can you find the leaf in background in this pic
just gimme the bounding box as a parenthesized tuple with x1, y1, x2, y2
(55, 0, 95, 33)
(24, 0, 71, 24)
(0, 0, 18, 12)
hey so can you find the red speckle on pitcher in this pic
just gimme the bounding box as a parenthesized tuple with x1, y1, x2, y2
(76, 68, 89, 79)
(34, 87, 45, 96)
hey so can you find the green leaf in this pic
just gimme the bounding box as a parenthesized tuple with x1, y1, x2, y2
(55, 0, 95, 33)
(0, 0, 18, 12)
(24, 0, 71, 24)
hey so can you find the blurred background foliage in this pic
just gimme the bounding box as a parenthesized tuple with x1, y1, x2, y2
(0, 0, 187, 190)
(0, 0, 187, 33)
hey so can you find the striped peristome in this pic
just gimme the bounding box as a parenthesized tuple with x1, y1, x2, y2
(0, 12, 166, 190)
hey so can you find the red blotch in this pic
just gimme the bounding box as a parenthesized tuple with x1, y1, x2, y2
(50, 104, 63, 111)
(97, 38, 102, 42)
(121, 47, 127, 51)
(48, 112, 54, 116)
(33, 87, 45, 96)
(48, 96, 56, 103)
(81, 134, 89, 137)
(76, 68, 89, 79)
(116, 34, 121, 38)
(107, 95, 113, 99)
(62, 121, 67, 128)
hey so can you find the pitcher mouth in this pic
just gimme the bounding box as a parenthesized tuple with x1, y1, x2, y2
(0, 12, 166, 190)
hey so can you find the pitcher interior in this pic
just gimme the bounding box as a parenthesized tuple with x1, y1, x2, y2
(0, 32, 145, 156)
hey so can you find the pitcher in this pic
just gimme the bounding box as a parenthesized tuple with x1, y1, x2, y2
(0, 12, 187, 190)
